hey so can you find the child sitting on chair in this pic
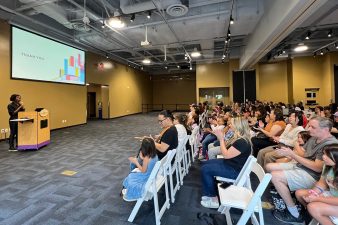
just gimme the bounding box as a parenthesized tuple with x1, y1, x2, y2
(122, 137, 158, 201)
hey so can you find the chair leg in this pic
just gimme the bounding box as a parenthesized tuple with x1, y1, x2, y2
(237, 210, 253, 225)
(128, 198, 144, 222)
(153, 185, 161, 225)
(169, 169, 175, 203)
(225, 208, 233, 225)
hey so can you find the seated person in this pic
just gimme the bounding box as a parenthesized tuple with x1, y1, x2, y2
(257, 110, 305, 168)
(122, 138, 158, 201)
(199, 116, 225, 160)
(252, 108, 286, 156)
(266, 117, 338, 224)
(295, 144, 338, 225)
(200, 117, 252, 208)
(173, 113, 188, 146)
(153, 110, 178, 160)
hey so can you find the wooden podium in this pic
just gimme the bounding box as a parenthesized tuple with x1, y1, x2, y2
(17, 110, 50, 150)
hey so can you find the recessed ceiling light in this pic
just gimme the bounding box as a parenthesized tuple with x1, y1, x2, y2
(294, 44, 308, 52)
(142, 58, 151, 64)
(105, 17, 125, 28)
(191, 48, 201, 57)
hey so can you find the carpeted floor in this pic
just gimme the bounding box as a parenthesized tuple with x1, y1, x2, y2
(0, 113, 287, 225)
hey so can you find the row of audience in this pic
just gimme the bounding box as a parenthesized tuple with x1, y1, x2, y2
(123, 101, 338, 225)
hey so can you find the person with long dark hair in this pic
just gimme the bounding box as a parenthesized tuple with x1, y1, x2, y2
(7, 94, 25, 151)
(295, 144, 338, 225)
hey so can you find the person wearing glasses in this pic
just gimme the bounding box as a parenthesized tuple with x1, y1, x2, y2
(153, 110, 178, 160)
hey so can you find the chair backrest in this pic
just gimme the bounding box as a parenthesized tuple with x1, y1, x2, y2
(237, 162, 272, 225)
(177, 135, 189, 156)
(234, 155, 257, 186)
(142, 161, 162, 198)
(164, 149, 176, 172)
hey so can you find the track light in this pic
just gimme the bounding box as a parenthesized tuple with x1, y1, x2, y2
(305, 31, 311, 40)
(320, 50, 324, 55)
(165, 66, 168, 69)
(147, 11, 151, 19)
(313, 52, 316, 57)
(230, 15, 234, 25)
(335, 43, 338, 49)
(222, 54, 225, 59)
(225, 37, 230, 43)
(227, 30, 231, 37)
(221, 59, 224, 64)
(106, 54, 108, 58)
(190, 66, 192, 70)
(328, 29, 333, 37)
(177, 65, 180, 69)
(130, 14, 135, 22)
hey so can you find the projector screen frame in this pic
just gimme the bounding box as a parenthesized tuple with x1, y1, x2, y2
(10, 25, 86, 86)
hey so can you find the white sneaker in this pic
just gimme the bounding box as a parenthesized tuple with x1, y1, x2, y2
(201, 196, 210, 201)
(200, 198, 219, 209)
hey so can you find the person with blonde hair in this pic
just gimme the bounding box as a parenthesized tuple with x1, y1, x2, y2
(200, 117, 252, 208)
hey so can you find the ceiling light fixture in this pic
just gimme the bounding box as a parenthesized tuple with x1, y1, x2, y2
(305, 31, 311, 40)
(230, 15, 234, 25)
(294, 44, 308, 52)
(177, 65, 180, 69)
(147, 11, 151, 19)
(130, 14, 135, 22)
(335, 43, 338, 49)
(105, 17, 125, 28)
(227, 30, 231, 37)
(142, 58, 151, 64)
(320, 50, 324, 55)
(328, 29, 333, 37)
(191, 47, 201, 58)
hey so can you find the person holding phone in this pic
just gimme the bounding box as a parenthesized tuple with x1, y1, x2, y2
(7, 94, 25, 151)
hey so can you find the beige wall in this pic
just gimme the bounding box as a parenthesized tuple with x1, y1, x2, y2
(196, 61, 233, 104)
(196, 54, 338, 106)
(0, 20, 87, 135)
(86, 52, 152, 117)
(257, 61, 289, 103)
(152, 74, 196, 110)
(0, 20, 152, 140)
(292, 56, 332, 105)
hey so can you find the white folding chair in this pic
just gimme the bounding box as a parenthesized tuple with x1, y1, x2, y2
(164, 149, 180, 203)
(175, 135, 189, 185)
(128, 153, 171, 225)
(217, 161, 272, 225)
(189, 126, 200, 163)
(215, 155, 256, 187)
(183, 135, 191, 174)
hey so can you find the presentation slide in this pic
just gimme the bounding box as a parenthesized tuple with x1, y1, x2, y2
(12, 26, 85, 85)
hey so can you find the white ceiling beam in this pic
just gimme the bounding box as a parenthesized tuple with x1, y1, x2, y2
(239, 0, 329, 69)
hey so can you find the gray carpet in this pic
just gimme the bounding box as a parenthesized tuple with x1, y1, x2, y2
(0, 113, 286, 225)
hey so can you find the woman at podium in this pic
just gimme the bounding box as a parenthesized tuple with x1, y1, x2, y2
(7, 94, 25, 151)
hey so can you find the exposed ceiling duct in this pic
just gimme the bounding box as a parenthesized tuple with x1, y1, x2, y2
(119, 0, 184, 15)
(19, 0, 74, 30)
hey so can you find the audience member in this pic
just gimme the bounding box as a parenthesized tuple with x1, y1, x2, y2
(252, 108, 286, 156)
(266, 117, 338, 223)
(200, 117, 252, 208)
(153, 110, 178, 160)
(295, 144, 338, 225)
(122, 138, 158, 201)
(257, 110, 304, 168)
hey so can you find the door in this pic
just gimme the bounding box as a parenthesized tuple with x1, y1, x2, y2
(87, 92, 96, 118)
(232, 70, 256, 103)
